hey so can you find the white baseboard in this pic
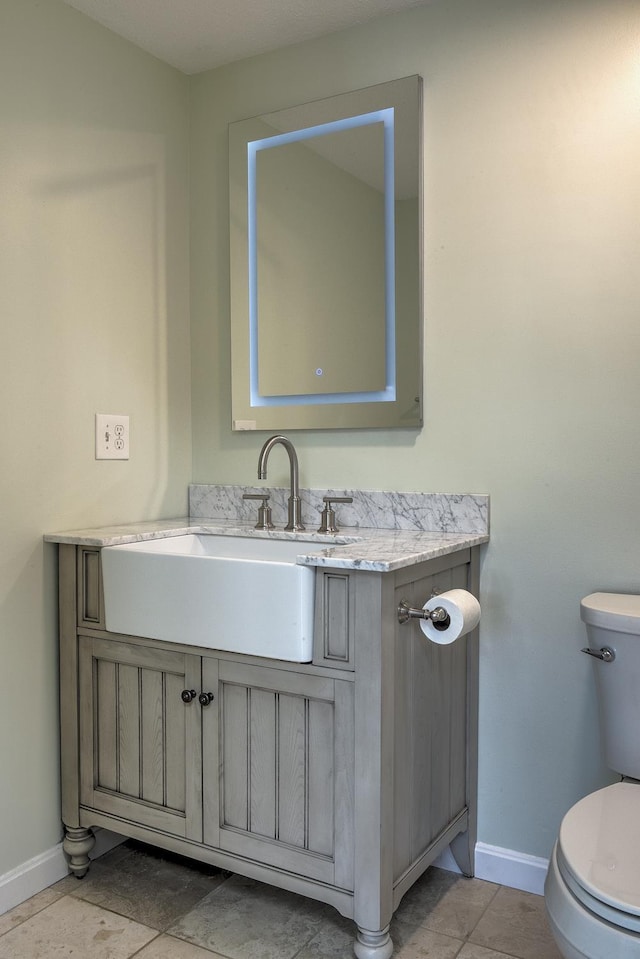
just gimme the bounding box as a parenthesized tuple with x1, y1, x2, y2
(434, 842, 549, 896)
(0, 829, 125, 917)
(1, 832, 547, 917)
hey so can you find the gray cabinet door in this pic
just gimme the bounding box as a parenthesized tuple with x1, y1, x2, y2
(78, 636, 203, 840)
(206, 659, 355, 889)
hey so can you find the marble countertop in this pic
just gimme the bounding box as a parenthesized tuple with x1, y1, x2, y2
(45, 518, 488, 573)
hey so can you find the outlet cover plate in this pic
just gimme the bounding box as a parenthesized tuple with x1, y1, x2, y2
(96, 414, 129, 460)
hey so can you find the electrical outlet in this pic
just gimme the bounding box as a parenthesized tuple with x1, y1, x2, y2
(95, 414, 129, 460)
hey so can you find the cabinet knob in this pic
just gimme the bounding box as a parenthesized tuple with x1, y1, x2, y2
(181, 689, 197, 704)
(198, 691, 215, 707)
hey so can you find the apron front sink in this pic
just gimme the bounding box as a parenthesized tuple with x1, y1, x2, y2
(101, 533, 317, 662)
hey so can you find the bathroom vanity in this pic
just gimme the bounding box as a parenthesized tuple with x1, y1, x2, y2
(48, 487, 488, 959)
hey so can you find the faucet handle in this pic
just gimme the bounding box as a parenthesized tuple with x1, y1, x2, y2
(318, 496, 353, 534)
(242, 493, 275, 530)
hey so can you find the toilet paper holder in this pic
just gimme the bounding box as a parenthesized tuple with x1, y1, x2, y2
(397, 597, 451, 629)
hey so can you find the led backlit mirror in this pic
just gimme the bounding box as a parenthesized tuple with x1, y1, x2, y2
(230, 76, 422, 431)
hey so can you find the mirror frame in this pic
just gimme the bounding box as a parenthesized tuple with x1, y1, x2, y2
(229, 75, 423, 431)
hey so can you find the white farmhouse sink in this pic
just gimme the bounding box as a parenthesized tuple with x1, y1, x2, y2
(101, 534, 317, 662)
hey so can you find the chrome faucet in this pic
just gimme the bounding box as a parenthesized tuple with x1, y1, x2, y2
(257, 434, 305, 532)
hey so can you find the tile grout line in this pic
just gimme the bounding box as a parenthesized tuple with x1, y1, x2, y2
(462, 879, 503, 942)
(125, 929, 164, 959)
(0, 855, 549, 959)
(66, 890, 169, 936)
(126, 929, 234, 959)
(288, 921, 339, 959)
(0, 886, 73, 939)
(185, 932, 237, 959)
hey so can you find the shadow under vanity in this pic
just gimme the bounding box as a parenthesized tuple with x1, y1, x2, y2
(46, 486, 489, 959)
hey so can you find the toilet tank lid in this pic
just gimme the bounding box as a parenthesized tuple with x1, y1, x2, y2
(581, 592, 640, 633)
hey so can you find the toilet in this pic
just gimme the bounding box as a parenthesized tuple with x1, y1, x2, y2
(545, 593, 640, 958)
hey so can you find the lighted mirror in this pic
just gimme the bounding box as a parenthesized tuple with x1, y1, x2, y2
(230, 75, 422, 431)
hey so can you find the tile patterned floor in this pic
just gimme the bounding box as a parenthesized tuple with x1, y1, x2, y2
(0, 841, 562, 959)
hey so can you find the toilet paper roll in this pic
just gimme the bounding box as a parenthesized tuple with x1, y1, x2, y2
(419, 588, 481, 645)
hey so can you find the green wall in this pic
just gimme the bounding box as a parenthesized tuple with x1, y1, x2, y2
(0, 0, 191, 876)
(1, 0, 638, 885)
(190, 0, 640, 858)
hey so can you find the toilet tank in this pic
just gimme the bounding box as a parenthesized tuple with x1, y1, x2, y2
(581, 592, 640, 779)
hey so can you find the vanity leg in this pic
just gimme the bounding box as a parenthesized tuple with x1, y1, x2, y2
(354, 925, 394, 959)
(62, 826, 95, 878)
(450, 828, 475, 877)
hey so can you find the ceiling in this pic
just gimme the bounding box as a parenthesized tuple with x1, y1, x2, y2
(62, 0, 431, 75)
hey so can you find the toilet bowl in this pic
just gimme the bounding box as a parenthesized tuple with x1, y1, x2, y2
(545, 593, 640, 959)
(545, 783, 640, 958)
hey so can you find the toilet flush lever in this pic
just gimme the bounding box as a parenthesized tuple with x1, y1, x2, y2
(581, 646, 616, 663)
